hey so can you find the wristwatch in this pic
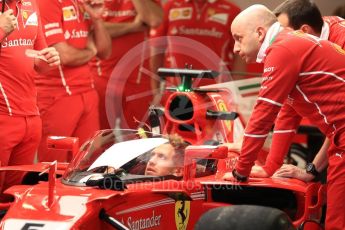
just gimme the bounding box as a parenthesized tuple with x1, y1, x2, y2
(306, 163, 320, 179)
(232, 169, 248, 182)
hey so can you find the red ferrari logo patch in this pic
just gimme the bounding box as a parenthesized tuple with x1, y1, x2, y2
(21, 10, 38, 27)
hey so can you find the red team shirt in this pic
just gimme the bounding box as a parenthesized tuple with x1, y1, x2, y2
(90, 0, 159, 82)
(0, 0, 46, 116)
(236, 23, 345, 177)
(35, 0, 94, 97)
(261, 17, 345, 175)
(151, 0, 240, 75)
(89, 0, 160, 129)
(322, 16, 345, 48)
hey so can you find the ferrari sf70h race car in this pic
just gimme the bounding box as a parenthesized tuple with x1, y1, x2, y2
(0, 129, 324, 230)
(0, 68, 325, 230)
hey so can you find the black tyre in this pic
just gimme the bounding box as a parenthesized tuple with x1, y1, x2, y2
(286, 143, 308, 168)
(194, 205, 294, 230)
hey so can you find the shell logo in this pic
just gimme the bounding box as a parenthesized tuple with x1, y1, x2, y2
(170, 10, 180, 20)
(207, 8, 215, 17)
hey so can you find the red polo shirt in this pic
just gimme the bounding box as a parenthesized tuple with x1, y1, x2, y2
(236, 29, 345, 176)
(35, 0, 94, 97)
(89, 0, 160, 83)
(0, 0, 46, 116)
(322, 16, 345, 48)
(150, 0, 241, 73)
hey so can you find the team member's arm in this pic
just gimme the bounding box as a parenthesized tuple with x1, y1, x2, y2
(33, 47, 60, 73)
(81, 0, 111, 59)
(131, 0, 163, 27)
(33, 7, 60, 73)
(38, 0, 97, 67)
(225, 46, 300, 180)
(274, 139, 329, 182)
(312, 138, 329, 172)
(104, 15, 146, 38)
(250, 104, 302, 177)
(52, 41, 96, 67)
(261, 104, 302, 175)
(0, 9, 17, 41)
(104, 0, 162, 38)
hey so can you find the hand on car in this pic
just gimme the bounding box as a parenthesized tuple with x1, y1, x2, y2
(223, 171, 236, 181)
(250, 165, 269, 178)
(273, 164, 314, 182)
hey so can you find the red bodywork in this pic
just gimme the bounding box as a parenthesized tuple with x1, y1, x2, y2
(0, 142, 325, 230)
(163, 90, 237, 145)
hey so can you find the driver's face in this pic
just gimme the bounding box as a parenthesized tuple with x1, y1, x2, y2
(145, 144, 177, 176)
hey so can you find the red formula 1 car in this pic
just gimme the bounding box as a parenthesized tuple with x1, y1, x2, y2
(0, 69, 325, 230)
(0, 129, 324, 230)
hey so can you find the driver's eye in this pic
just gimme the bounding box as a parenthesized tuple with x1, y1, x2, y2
(150, 152, 155, 158)
(158, 153, 166, 160)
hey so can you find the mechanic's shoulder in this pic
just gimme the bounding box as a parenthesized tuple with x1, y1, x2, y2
(323, 15, 343, 26)
(267, 35, 301, 56)
(274, 31, 309, 48)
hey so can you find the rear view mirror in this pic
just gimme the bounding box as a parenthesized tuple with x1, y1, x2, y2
(184, 145, 228, 180)
(47, 136, 79, 162)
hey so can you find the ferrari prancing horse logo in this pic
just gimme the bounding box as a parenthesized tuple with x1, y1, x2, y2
(175, 200, 190, 230)
(217, 100, 232, 131)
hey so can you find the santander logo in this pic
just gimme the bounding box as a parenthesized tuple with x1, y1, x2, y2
(64, 29, 88, 39)
(1, 38, 34, 48)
